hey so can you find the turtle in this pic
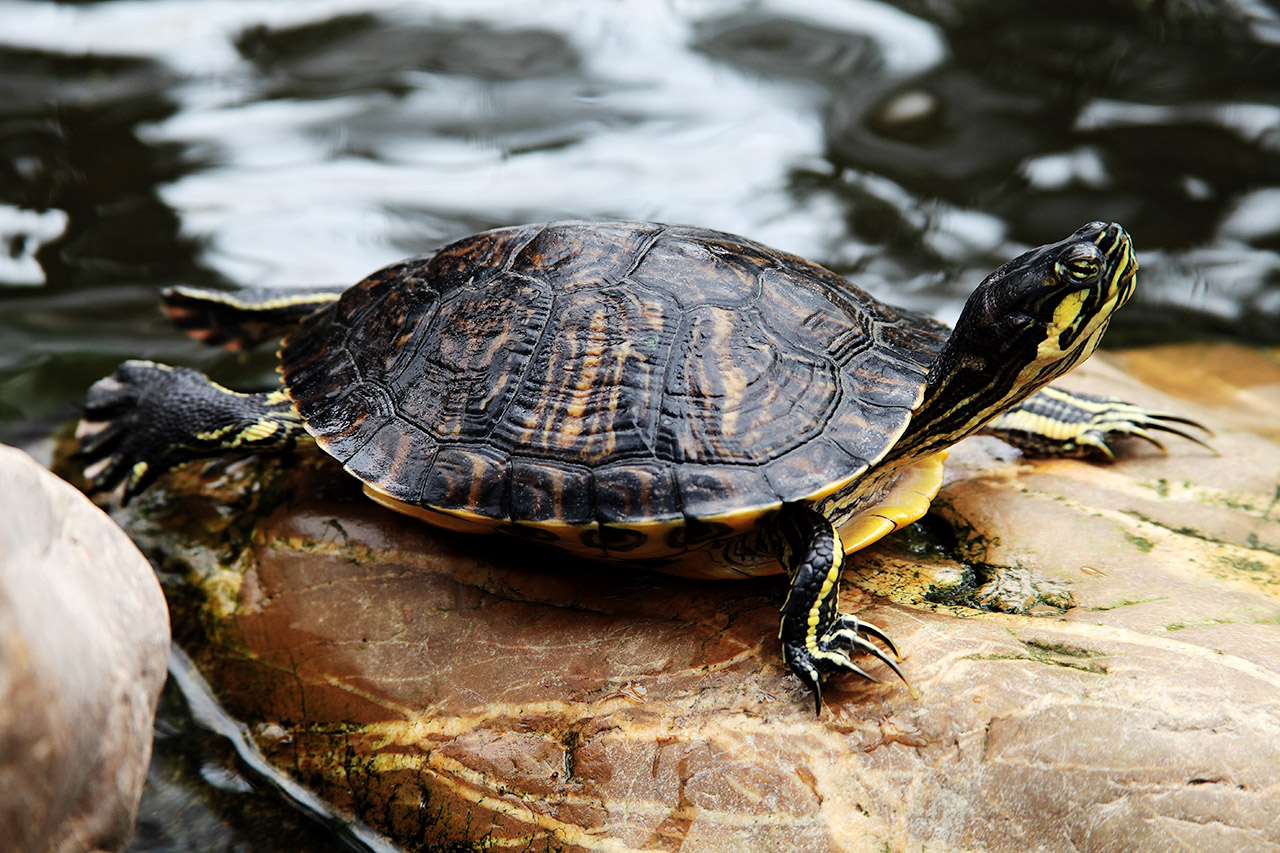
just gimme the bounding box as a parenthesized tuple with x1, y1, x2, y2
(76, 219, 1207, 711)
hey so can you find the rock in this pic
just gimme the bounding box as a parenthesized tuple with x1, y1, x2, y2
(99, 344, 1280, 852)
(0, 444, 170, 853)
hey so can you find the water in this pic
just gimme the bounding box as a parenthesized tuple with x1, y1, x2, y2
(5, 0, 1280, 449)
(2, 0, 1279, 848)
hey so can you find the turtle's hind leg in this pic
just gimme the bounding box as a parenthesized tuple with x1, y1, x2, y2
(76, 360, 305, 502)
(983, 386, 1212, 458)
(162, 285, 345, 351)
(773, 505, 908, 713)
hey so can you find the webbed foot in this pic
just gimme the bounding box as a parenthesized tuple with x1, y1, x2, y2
(76, 359, 302, 502)
(984, 386, 1212, 459)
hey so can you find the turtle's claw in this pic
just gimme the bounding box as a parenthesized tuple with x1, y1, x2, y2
(1139, 414, 1216, 455)
(784, 614, 909, 714)
(837, 616, 901, 660)
(823, 615, 909, 686)
(1076, 404, 1216, 458)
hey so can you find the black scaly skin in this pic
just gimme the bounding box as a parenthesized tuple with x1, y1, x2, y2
(773, 505, 906, 714)
(75, 360, 306, 502)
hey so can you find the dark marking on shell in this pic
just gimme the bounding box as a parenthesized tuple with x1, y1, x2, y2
(422, 444, 511, 517)
(592, 461, 682, 524)
(503, 523, 564, 544)
(345, 419, 438, 504)
(511, 458, 594, 525)
(586, 524, 652, 555)
(667, 516, 739, 551)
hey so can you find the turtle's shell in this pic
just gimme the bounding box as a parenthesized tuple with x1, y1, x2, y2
(280, 221, 949, 557)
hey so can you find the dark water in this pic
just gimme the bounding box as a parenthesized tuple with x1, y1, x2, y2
(2, 0, 1279, 849)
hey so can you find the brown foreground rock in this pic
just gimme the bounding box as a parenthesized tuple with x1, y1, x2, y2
(1, 444, 170, 853)
(99, 344, 1280, 853)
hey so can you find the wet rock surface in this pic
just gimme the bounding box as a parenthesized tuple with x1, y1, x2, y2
(99, 345, 1280, 853)
(1, 444, 170, 853)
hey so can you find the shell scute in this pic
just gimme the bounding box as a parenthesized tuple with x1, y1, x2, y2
(422, 445, 511, 518)
(762, 438, 869, 502)
(490, 284, 677, 464)
(823, 388, 910, 466)
(344, 280, 440, 379)
(426, 224, 542, 286)
(757, 268, 866, 353)
(628, 229, 770, 307)
(657, 305, 838, 465)
(283, 335, 358, 428)
(333, 258, 430, 326)
(513, 221, 664, 290)
(592, 461, 682, 524)
(674, 464, 779, 521)
(874, 314, 948, 374)
(510, 458, 594, 525)
(843, 346, 930, 410)
(312, 383, 396, 464)
(345, 419, 438, 503)
(394, 274, 551, 441)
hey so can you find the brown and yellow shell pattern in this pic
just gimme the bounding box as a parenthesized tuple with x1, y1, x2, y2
(280, 221, 949, 562)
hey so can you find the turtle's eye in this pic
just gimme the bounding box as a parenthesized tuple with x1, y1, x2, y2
(1055, 245, 1103, 283)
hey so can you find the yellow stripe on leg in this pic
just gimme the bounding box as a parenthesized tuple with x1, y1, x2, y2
(806, 529, 843, 659)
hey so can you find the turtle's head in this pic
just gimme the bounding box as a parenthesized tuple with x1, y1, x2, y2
(899, 222, 1137, 460)
(954, 220, 1136, 386)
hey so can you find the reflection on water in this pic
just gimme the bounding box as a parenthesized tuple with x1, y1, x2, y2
(2, 0, 1279, 847)
(826, 3, 1280, 252)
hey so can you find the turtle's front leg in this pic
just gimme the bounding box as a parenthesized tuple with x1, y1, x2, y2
(773, 505, 907, 713)
(982, 386, 1212, 458)
(76, 359, 306, 502)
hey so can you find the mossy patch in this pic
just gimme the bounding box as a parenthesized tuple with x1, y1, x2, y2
(965, 636, 1110, 674)
(923, 499, 1000, 563)
(1086, 595, 1168, 612)
(1124, 532, 1155, 553)
(1021, 638, 1105, 659)
(1246, 532, 1280, 557)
